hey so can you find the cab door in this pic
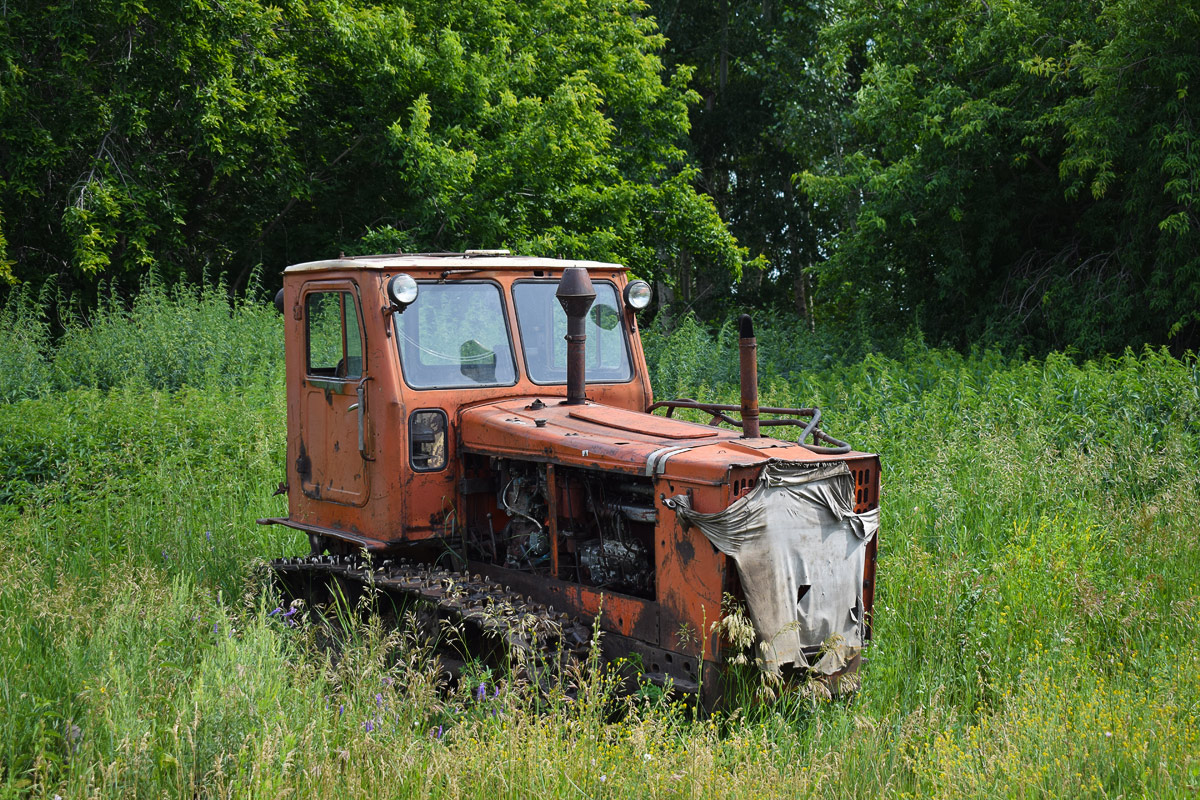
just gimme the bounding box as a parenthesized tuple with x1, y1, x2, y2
(298, 283, 372, 506)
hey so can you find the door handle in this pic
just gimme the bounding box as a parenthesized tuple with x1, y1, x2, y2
(354, 376, 375, 462)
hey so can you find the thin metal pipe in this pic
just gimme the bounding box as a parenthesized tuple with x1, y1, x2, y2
(738, 314, 760, 438)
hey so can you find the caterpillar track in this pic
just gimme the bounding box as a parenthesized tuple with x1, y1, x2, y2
(269, 554, 595, 676)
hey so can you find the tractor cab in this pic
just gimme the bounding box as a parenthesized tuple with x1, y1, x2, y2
(270, 252, 653, 547)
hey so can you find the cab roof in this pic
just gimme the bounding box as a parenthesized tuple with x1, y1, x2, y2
(283, 252, 626, 274)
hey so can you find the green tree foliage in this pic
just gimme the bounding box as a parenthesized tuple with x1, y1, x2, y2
(801, 0, 1200, 353)
(0, 0, 742, 297)
(649, 0, 837, 320)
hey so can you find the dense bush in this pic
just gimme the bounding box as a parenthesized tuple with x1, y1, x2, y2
(801, 0, 1200, 353)
(0, 276, 282, 401)
(0, 0, 741, 299)
(641, 309, 891, 398)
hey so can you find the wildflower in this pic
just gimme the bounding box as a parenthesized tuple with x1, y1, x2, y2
(1105, 731, 1113, 738)
(477, 683, 486, 701)
(338, 704, 344, 716)
(375, 693, 384, 707)
(269, 607, 283, 616)
(599, 776, 607, 783)
(643, 753, 653, 762)
(381, 676, 393, 687)
(213, 622, 218, 634)
(430, 725, 444, 739)
(205, 530, 212, 542)
(364, 719, 374, 733)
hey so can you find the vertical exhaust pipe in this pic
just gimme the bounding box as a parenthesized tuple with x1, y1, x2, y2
(739, 314, 760, 438)
(556, 267, 596, 405)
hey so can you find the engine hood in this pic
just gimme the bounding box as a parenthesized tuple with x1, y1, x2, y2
(457, 397, 850, 484)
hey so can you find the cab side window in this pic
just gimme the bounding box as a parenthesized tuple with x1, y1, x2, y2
(306, 291, 363, 378)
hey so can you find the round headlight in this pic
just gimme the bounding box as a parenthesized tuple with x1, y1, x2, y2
(387, 273, 419, 308)
(623, 280, 652, 310)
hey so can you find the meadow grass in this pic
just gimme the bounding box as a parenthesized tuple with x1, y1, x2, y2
(0, 290, 1197, 797)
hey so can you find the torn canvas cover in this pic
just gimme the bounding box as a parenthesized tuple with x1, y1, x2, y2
(669, 460, 879, 675)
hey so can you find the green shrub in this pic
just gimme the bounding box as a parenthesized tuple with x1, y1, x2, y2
(0, 283, 53, 402)
(49, 273, 282, 394)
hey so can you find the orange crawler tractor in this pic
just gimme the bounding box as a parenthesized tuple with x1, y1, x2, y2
(263, 252, 880, 701)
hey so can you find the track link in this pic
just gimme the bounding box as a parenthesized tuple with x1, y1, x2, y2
(270, 554, 594, 672)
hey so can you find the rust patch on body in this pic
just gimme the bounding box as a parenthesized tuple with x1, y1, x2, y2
(296, 440, 312, 484)
(676, 537, 695, 564)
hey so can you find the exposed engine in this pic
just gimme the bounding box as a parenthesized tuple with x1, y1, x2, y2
(577, 537, 651, 593)
(463, 457, 657, 598)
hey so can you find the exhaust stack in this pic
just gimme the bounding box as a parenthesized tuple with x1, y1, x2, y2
(738, 314, 760, 438)
(556, 267, 596, 405)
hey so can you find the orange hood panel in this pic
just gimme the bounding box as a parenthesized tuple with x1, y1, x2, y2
(458, 398, 843, 484)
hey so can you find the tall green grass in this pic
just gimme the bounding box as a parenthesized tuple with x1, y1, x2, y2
(0, 292, 1198, 797)
(0, 274, 282, 400)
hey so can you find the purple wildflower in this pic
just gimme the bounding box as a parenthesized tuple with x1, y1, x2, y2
(364, 719, 375, 733)
(269, 607, 283, 617)
(476, 683, 486, 701)
(375, 693, 384, 707)
(213, 622, 218, 634)
(338, 704, 344, 716)
(381, 676, 393, 687)
(430, 725, 443, 739)
(205, 530, 212, 543)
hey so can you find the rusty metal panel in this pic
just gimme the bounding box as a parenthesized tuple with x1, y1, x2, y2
(471, 561, 660, 643)
(654, 484, 726, 661)
(847, 455, 882, 639)
(567, 405, 719, 439)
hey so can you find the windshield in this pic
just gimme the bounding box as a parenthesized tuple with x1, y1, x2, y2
(512, 281, 632, 384)
(394, 282, 517, 389)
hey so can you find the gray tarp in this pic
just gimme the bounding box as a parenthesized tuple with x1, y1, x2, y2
(668, 461, 879, 675)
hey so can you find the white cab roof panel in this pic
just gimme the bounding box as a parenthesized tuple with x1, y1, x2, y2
(283, 254, 625, 273)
